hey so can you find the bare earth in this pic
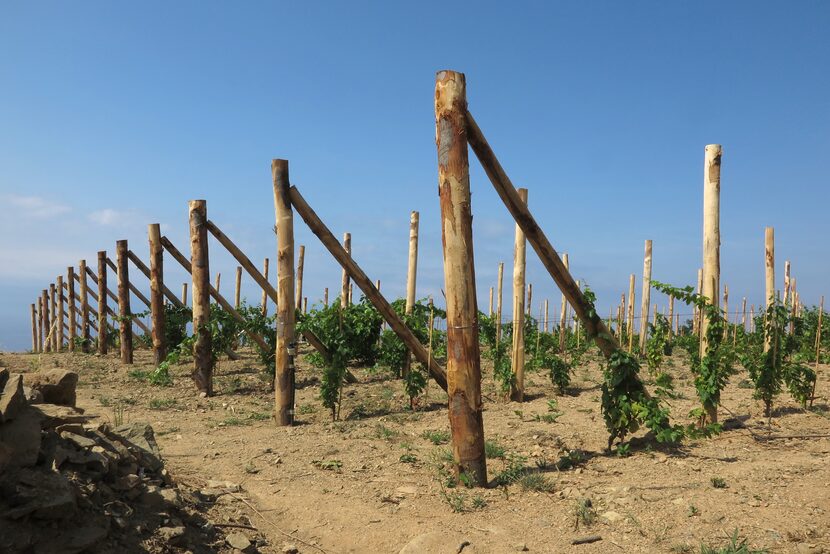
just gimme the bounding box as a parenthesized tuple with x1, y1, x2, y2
(4, 346, 829, 554)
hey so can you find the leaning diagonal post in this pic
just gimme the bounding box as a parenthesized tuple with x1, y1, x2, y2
(288, 186, 449, 392)
(435, 69, 487, 485)
(465, 110, 619, 358)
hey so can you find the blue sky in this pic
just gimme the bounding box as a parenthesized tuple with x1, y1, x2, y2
(1, 1, 828, 351)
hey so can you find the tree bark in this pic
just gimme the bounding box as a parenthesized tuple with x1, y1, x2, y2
(510, 188, 528, 402)
(67, 268, 76, 351)
(435, 70, 487, 485)
(189, 200, 212, 394)
(272, 159, 296, 426)
(295, 245, 305, 312)
(79, 259, 91, 352)
(700, 144, 722, 424)
(97, 251, 108, 354)
(764, 226, 775, 352)
(149, 224, 167, 365)
(116, 240, 133, 364)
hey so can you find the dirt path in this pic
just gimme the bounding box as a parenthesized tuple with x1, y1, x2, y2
(5, 347, 829, 553)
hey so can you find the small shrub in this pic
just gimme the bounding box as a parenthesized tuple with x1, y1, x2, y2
(711, 476, 727, 489)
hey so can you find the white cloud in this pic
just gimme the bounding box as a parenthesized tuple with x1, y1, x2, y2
(2, 194, 71, 218)
(88, 208, 121, 225)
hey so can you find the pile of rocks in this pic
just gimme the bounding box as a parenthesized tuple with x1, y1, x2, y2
(0, 367, 223, 553)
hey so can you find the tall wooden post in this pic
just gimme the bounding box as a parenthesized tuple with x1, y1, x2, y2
(261, 258, 269, 315)
(543, 299, 549, 333)
(403, 211, 420, 377)
(79, 259, 90, 352)
(667, 295, 674, 339)
(323, 287, 329, 307)
(783, 260, 791, 306)
(49, 283, 58, 351)
(66, 268, 77, 351)
(764, 226, 775, 352)
(639, 239, 653, 354)
(149, 224, 167, 365)
(341, 233, 351, 308)
(700, 144, 722, 424)
(741, 297, 747, 331)
(36, 297, 43, 352)
(56, 276, 65, 351)
(30, 303, 37, 352)
(272, 159, 296, 426)
(234, 266, 242, 309)
(559, 254, 570, 352)
(488, 288, 494, 316)
(41, 290, 50, 352)
(181, 283, 188, 305)
(435, 70, 486, 485)
(495, 262, 504, 344)
(295, 245, 305, 311)
(526, 283, 533, 318)
(215, 273, 221, 295)
(97, 251, 108, 354)
(190, 200, 212, 394)
(510, 188, 528, 402)
(116, 240, 133, 364)
(722, 285, 729, 339)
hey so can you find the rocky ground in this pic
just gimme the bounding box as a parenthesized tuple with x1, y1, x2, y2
(1, 345, 829, 553)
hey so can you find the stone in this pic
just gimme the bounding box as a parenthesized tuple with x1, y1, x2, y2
(113, 474, 142, 491)
(112, 423, 163, 471)
(0, 374, 26, 423)
(0, 367, 8, 391)
(32, 404, 89, 429)
(25, 369, 78, 406)
(0, 405, 42, 467)
(140, 485, 168, 511)
(515, 543, 529, 551)
(207, 480, 242, 492)
(160, 487, 183, 508)
(61, 431, 98, 449)
(282, 544, 299, 554)
(158, 525, 187, 546)
(23, 386, 43, 404)
(34, 522, 108, 554)
(226, 532, 252, 551)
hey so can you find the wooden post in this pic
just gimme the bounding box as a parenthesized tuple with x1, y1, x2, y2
(693, 268, 703, 335)
(215, 273, 221, 296)
(56, 276, 65, 351)
(722, 285, 729, 339)
(295, 245, 305, 311)
(288, 186, 448, 391)
(435, 70, 486, 485)
(544, 298, 549, 333)
(148, 224, 167, 365)
(764, 226, 775, 352)
(526, 283, 533, 318)
(741, 297, 747, 332)
(340, 233, 351, 308)
(115, 240, 133, 364)
(700, 144, 722, 424)
(510, 188, 528, 402)
(49, 283, 58, 351)
(261, 258, 269, 315)
(79, 259, 90, 352)
(66, 268, 76, 351)
(488, 288, 494, 316)
(41, 290, 50, 352)
(403, 210, 420, 377)
(97, 251, 108, 354)
(30, 303, 37, 352)
(234, 266, 242, 309)
(626, 274, 635, 352)
(783, 261, 791, 306)
(36, 297, 43, 352)
(324, 287, 329, 307)
(639, 239, 652, 354)
(189, 200, 212, 394)
(559, 254, 570, 352)
(495, 262, 504, 344)
(667, 295, 674, 339)
(182, 283, 188, 305)
(272, 159, 297, 426)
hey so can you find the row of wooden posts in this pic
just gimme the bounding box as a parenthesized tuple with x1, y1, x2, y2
(26, 70, 822, 485)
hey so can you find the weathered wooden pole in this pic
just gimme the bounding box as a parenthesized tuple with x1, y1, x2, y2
(488, 288, 494, 316)
(783, 260, 791, 306)
(639, 239, 653, 354)
(36, 297, 43, 352)
(30, 303, 37, 352)
(56, 276, 65, 351)
(700, 144, 722, 424)
(403, 211, 420, 377)
(526, 283, 533, 318)
(626, 274, 635, 351)
(97, 251, 108, 354)
(295, 245, 305, 311)
(764, 226, 775, 352)
(741, 297, 747, 332)
(42, 290, 50, 352)
(722, 285, 729, 340)
(215, 273, 221, 296)
(667, 295, 675, 339)
(148, 223, 167, 365)
(340, 233, 351, 308)
(261, 258, 269, 315)
(234, 266, 242, 309)
(693, 268, 703, 335)
(510, 187, 528, 402)
(435, 70, 486, 485)
(49, 283, 58, 351)
(181, 283, 188, 305)
(323, 287, 329, 307)
(79, 259, 90, 352)
(495, 262, 504, 344)
(189, 200, 212, 394)
(272, 159, 296, 426)
(543, 298, 549, 333)
(559, 254, 570, 352)
(115, 240, 133, 364)
(66, 268, 76, 351)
